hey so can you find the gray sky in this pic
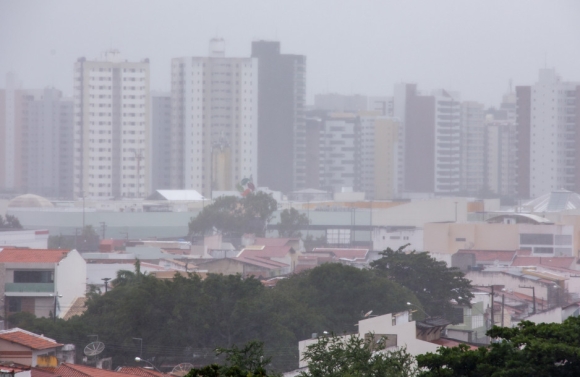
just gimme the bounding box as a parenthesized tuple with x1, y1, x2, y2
(1, 0, 579, 106)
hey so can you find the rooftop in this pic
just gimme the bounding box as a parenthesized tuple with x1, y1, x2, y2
(0, 328, 63, 350)
(0, 248, 72, 263)
(56, 364, 138, 377)
(520, 189, 580, 213)
(457, 249, 517, 263)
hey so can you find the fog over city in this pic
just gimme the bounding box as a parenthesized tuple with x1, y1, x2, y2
(1, 1, 579, 105)
(3, 2, 580, 376)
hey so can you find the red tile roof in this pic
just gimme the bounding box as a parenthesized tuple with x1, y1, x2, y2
(32, 367, 61, 377)
(511, 257, 575, 269)
(312, 248, 368, 260)
(0, 248, 71, 263)
(56, 364, 139, 377)
(234, 256, 288, 269)
(457, 249, 517, 262)
(0, 328, 63, 350)
(238, 245, 294, 259)
(115, 367, 164, 377)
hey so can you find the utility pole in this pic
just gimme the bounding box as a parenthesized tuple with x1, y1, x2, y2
(501, 294, 505, 327)
(490, 285, 495, 327)
(100, 222, 107, 239)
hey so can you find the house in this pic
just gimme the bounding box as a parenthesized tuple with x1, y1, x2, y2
(0, 248, 86, 319)
(114, 367, 164, 377)
(0, 363, 31, 377)
(0, 229, 49, 249)
(0, 328, 74, 367)
(298, 311, 465, 369)
(237, 237, 304, 272)
(198, 257, 289, 278)
(54, 363, 140, 377)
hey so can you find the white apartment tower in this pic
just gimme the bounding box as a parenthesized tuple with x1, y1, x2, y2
(517, 69, 580, 199)
(170, 39, 258, 197)
(73, 50, 151, 199)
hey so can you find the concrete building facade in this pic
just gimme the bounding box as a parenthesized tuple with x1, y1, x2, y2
(170, 39, 258, 197)
(151, 92, 171, 191)
(460, 101, 486, 195)
(517, 69, 580, 199)
(73, 50, 151, 199)
(251, 41, 306, 193)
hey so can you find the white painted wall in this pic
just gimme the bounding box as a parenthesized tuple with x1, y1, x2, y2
(372, 228, 423, 252)
(55, 250, 86, 318)
(0, 230, 49, 249)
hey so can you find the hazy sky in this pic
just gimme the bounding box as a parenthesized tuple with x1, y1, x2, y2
(1, 0, 579, 106)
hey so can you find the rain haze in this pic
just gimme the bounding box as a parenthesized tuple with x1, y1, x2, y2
(3, 2, 580, 373)
(1, 0, 579, 105)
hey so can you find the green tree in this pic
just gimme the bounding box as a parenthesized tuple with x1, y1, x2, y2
(371, 246, 473, 319)
(300, 333, 417, 377)
(0, 214, 22, 229)
(417, 317, 580, 377)
(186, 341, 277, 377)
(189, 192, 277, 237)
(277, 208, 309, 238)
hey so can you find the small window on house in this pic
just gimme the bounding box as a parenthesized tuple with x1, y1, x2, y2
(9, 297, 22, 313)
(455, 238, 466, 242)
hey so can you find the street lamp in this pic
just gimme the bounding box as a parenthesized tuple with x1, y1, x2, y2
(135, 357, 163, 374)
(102, 278, 111, 293)
(407, 302, 430, 319)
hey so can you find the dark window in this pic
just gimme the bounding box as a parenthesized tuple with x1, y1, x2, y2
(534, 247, 554, 254)
(450, 307, 464, 324)
(9, 297, 21, 312)
(14, 270, 54, 283)
(455, 238, 466, 242)
(520, 233, 553, 245)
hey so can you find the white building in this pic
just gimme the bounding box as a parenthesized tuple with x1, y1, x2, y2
(170, 39, 258, 197)
(73, 50, 151, 199)
(519, 69, 580, 199)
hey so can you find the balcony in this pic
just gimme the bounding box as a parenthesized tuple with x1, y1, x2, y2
(5, 283, 55, 293)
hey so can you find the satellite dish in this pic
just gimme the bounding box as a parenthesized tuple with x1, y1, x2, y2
(171, 363, 194, 376)
(84, 341, 105, 357)
(364, 310, 373, 318)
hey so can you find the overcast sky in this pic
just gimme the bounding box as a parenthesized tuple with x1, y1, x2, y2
(1, 0, 579, 106)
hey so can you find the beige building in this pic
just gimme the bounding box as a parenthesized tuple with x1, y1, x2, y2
(424, 214, 577, 257)
(74, 50, 151, 199)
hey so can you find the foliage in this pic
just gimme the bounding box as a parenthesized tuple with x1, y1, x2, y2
(189, 192, 278, 237)
(300, 333, 417, 377)
(12, 263, 417, 372)
(47, 225, 100, 251)
(0, 214, 22, 229)
(186, 341, 277, 377)
(277, 208, 310, 238)
(371, 246, 473, 319)
(417, 317, 580, 376)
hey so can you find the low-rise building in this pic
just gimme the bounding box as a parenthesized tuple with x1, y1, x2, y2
(0, 328, 73, 366)
(0, 248, 86, 319)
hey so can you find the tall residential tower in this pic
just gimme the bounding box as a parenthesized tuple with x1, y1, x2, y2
(170, 39, 258, 197)
(73, 50, 151, 199)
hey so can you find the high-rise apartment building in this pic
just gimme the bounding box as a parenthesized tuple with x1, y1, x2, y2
(24, 88, 74, 198)
(170, 39, 257, 197)
(73, 50, 151, 199)
(460, 101, 486, 195)
(0, 73, 26, 193)
(516, 69, 580, 199)
(486, 118, 517, 197)
(151, 92, 171, 191)
(251, 41, 306, 193)
(360, 114, 399, 199)
(395, 84, 461, 195)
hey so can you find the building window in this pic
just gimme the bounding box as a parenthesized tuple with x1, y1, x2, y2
(14, 270, 54, 283)
(9, 297, 22, 313)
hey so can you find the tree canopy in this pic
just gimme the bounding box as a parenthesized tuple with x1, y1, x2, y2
(10, 263, 418, 372)
(371, 246, 473, 319)
(300, 333, 417, 377)
(0, 214, 22, 229)
(188, 192, 278, 237)
(277, 208, 310, 238)
(417, 317, 580, 376)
